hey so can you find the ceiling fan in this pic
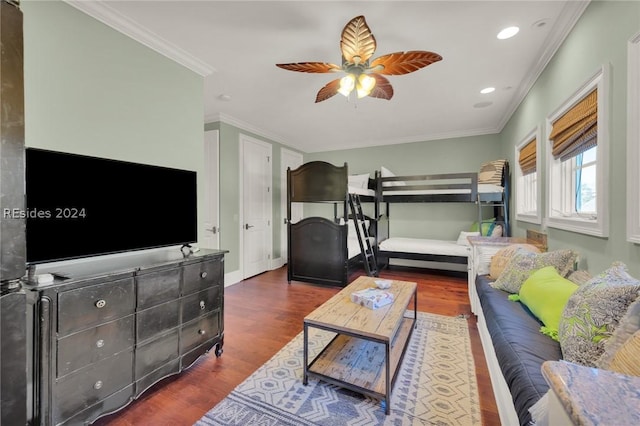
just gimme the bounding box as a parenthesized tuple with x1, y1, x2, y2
(276, 15, 443, 103)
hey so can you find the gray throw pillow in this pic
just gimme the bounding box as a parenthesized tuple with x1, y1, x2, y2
(490, 248, 577, 294)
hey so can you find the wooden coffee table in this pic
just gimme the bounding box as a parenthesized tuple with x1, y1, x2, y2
(303, 276, 417, 414)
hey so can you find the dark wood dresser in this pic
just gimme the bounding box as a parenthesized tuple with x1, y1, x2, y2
(23, 248, 226, 425)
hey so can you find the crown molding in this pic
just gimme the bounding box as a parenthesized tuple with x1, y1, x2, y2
(497, 0, 590, 132)
(308, 126, 501, 153)
(64, 0, 215, 76)
(206, 113, 294, 148)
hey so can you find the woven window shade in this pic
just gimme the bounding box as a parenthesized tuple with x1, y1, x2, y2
(518, 138, 537, 175)
(550, 89, 597, 161)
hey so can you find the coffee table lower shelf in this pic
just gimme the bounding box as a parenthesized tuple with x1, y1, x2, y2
(303, 315, 416, 414)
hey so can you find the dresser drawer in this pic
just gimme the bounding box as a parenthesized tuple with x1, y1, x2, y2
(181, 287, 220, 324)
(136, 299, 180, 343)
(137, 266, 181, 309)
(58, 277, 135, 336)
(181, 311, 220, 354)
(182, 258, 223, 295)
(135, 329, 179, 380)
(53, 349, 133, 424)
(57, 315, 134, 378)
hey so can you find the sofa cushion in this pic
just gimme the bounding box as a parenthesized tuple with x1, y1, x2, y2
(491, 249, 577, 294)
(476, 275, 562, 425)
(559, 262, 640, 367)
(512, 266, 579, 341)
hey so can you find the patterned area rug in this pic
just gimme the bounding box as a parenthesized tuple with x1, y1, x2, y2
(196, 312, 480, 426)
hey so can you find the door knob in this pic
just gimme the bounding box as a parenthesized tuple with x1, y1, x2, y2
(206, 226, 218, 234)
(245, 224, 254, 230)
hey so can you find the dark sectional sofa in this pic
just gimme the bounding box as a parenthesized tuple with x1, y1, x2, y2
(474, 275, 563, 425)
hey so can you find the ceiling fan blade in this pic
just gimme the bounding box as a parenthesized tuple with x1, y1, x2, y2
(368, 74, 393, 100)
(276, 62, 342, 73)
(370, 51, 442, 75)
(340, 15, 377, 65)
(315, 79, 341, 103)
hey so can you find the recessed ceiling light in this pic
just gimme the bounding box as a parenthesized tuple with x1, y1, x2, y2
(474, 101, 493, 109)
(532, 19, 549, 29)
(480, 87, 495, 94)
(497, 26, 520, 40)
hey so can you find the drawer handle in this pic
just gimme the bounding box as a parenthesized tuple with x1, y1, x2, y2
(95, 299, 107, 309)
(200, 271, 208, 279)
(94, 380, 103, 390)
(96, 339, 105, 348)
(199, 300, 206, 310)
(198, 329, 206, 335)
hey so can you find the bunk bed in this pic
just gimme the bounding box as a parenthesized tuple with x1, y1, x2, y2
(287, 161, 376, 287)
(374, 161, 510, 269)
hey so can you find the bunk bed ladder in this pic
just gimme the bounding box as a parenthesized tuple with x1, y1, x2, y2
(348, 193, 379, 277)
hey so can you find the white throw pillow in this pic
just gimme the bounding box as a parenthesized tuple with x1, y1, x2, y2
(456, 231, 480, 246)
(348, 173, 370, 189)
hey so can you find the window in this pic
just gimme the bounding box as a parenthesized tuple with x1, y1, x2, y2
(546, 65, 609, 237)
(515, 128, 541, 224)
(627, 32, 640, 242)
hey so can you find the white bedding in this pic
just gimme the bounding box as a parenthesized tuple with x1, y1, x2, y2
(383, 183, 503, 196)
(348, 185, 375, 196)
(378, 237, 470, 257)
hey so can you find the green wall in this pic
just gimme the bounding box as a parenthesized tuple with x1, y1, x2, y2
(307, 134, 503, 240)
(204, 121, 303, 272)
(22, 1, 206, 248)
(500, 0, 640, 275)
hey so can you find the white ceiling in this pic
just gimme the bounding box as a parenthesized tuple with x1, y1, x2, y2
(68, 1, 589, 153)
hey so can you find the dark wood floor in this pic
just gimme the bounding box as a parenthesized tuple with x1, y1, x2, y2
(95, 266, 500, 425)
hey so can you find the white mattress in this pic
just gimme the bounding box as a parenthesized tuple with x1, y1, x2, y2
(378, 237, 469, 257)
(383, 183, 503, 196)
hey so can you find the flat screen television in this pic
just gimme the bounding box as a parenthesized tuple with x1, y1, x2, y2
(25, 148, 198, 264)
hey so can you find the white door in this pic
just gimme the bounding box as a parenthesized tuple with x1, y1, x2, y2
(280, 148, 303, 264)
(241, 134, 272, 278)
(201, 130, 220, 249)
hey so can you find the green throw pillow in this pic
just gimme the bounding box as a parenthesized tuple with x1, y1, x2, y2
(559, 262, 640, 367)
(509, 266, 578, 341)
(470, 218, 496, 236)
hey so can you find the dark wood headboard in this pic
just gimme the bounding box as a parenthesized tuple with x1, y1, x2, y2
(288, 161, 348, 202)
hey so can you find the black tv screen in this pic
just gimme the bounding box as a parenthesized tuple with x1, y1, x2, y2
(25, 148, 197, 264)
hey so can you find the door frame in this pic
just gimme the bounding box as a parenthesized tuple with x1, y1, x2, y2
(202, 129, 220, 249)
(239, 133, 273, 278)
(280, 147, 303, 265)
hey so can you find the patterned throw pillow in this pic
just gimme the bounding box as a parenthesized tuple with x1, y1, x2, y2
(566, 269, 593, 286)
(596, 296, 640, 375)
(602, 330, 640, 376)
(478, 159, 507, 185)
(489, 243, 541, 280)
(490, 248, 577, 294)
(558, 262, 640, 367)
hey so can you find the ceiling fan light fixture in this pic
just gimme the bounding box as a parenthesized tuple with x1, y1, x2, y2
(356, 74, 376, 98)
(338, 74, 356, 96)
(276, 15, 442, 102)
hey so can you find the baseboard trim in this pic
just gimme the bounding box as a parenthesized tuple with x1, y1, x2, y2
(224, 270, 243, 287)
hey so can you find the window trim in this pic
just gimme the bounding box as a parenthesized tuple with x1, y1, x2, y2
(515, 126, 542, 224)
(627, 32, 640, 243)
(545, 64, 610, 237)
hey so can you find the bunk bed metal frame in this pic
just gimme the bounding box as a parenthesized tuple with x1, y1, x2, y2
(374, 162, 510, 268)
